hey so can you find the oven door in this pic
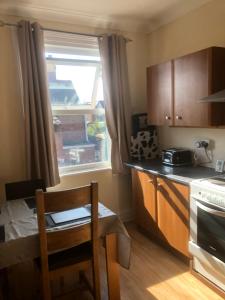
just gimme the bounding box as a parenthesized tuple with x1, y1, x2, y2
(197, 199, 225, 263)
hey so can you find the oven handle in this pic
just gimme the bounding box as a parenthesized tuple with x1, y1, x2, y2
(197, 201, 225, 217)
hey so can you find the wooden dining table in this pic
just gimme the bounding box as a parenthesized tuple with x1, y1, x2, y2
(0, 199, 131, 300)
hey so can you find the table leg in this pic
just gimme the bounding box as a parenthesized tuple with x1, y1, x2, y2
(105, 233, 121, 300)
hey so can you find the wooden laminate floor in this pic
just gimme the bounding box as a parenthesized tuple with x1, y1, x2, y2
(120, 224, 223, 300)
(7, 223, 223, 300)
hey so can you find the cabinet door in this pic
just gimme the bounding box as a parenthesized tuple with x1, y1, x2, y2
(147, 61, 173, 126)
(174, 49, 210, 127)
(157, 178, 190, 257)
(210, 47, 225, 126)
(132, 169, 157, 234)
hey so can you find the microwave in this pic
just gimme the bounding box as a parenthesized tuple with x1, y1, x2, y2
(162, 148, 193, 166)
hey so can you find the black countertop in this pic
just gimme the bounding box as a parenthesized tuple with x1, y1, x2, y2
(126, 159, 220, 185)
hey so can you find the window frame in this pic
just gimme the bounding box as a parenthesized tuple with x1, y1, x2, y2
(45, 52, 111, 174)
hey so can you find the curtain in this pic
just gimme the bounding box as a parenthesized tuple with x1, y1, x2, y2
(17, 21, 60, 187)
(98, 34, 131, 174)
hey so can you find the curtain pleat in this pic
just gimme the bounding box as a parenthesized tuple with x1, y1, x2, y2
(98, 34, 131, 174)
(18, 21, 60, 187)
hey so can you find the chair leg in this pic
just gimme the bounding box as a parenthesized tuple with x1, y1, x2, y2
(79, 271, 89, 293)
(105, 233, 120, 300)
(79, 271, 82, 285)
(59, 276, 64, 294)
(41, 273, 51, 300)
(92, 240, 101, 300)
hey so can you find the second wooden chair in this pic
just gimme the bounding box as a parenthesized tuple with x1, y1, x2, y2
(5, 179, 46, 200)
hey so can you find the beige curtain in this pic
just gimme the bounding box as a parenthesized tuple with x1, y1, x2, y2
(17, 21, 60, 187)
(98, 34, 131, 174)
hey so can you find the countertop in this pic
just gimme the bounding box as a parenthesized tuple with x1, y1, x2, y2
(126, 159, 220, 185)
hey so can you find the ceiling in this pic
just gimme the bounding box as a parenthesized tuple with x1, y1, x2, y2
(0, 0, 212, 32)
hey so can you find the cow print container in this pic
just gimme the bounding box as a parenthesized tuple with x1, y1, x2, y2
(130, 127, 158, 161)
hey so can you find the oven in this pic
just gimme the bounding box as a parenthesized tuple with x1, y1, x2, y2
(195, 199, 225, 262)
(189, 179, 225, 291)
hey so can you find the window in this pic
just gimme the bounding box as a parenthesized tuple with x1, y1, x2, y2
(44, 32, 110, 174)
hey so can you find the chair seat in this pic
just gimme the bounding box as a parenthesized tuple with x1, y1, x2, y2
(48, 241, 92, 271)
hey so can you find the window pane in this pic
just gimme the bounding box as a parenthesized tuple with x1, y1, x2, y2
(55, 65, 97, 106)
(53, 113, 109, 167)
(46, 58, 100, 107)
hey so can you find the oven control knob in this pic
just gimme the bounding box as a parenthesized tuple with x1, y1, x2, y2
(198, 191, 202, 199)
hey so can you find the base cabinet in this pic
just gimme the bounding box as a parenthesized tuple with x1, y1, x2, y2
(157, 177, 190, 257)
(132, 170, 157, 236)
(132, 169, 190, 258)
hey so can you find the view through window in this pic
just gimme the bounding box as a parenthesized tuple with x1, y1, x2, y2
(44, 33, 110, 173)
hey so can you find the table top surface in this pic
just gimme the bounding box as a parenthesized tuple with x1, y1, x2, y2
(0, 199, 116, 243)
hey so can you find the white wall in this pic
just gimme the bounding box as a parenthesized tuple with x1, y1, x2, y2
(0, 26, 26, 200)
(147, 0, 225, 167)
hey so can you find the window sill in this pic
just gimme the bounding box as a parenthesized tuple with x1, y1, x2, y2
(59, 163, 112, 177)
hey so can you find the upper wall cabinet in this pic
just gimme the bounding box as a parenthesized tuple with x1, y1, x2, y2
(147, 61, 173, 126)
(147, 47, 225, 127)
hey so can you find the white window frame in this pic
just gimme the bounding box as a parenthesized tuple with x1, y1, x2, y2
(46, 53, 111, 174)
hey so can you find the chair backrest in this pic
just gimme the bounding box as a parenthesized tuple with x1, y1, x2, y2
(36, 181, 98, 254)
(5, 179, 46, 201)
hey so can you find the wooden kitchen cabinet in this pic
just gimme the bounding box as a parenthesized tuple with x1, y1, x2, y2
(147, 61, 173, 126)
(174, 47, 225, 127)
(147, 47, 225, 127)
(132, 168, 190, 258)
(131, 169, 157, 235)
(157, 177, 190, 257)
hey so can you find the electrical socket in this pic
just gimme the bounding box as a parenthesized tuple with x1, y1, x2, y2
(193, 139, 210, 149)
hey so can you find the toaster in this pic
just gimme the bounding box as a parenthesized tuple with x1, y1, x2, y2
(162, 148, 193, 166)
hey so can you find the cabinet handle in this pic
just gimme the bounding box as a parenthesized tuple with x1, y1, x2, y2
(165, 115, 171, 120)
(157, 183, 163, 188)
(176, 115, 182, 120)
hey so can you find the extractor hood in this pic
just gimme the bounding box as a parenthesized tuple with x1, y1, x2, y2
(200, 89, 225, 102)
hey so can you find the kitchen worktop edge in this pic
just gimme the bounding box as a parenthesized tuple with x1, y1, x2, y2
(126, 159, 220, 186)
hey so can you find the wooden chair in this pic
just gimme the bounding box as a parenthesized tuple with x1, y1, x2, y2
(5, 179, 46, 201)
(36, 182, 101, 300)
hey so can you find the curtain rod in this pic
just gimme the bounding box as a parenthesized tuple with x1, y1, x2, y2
(0, 20, 132, 42)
